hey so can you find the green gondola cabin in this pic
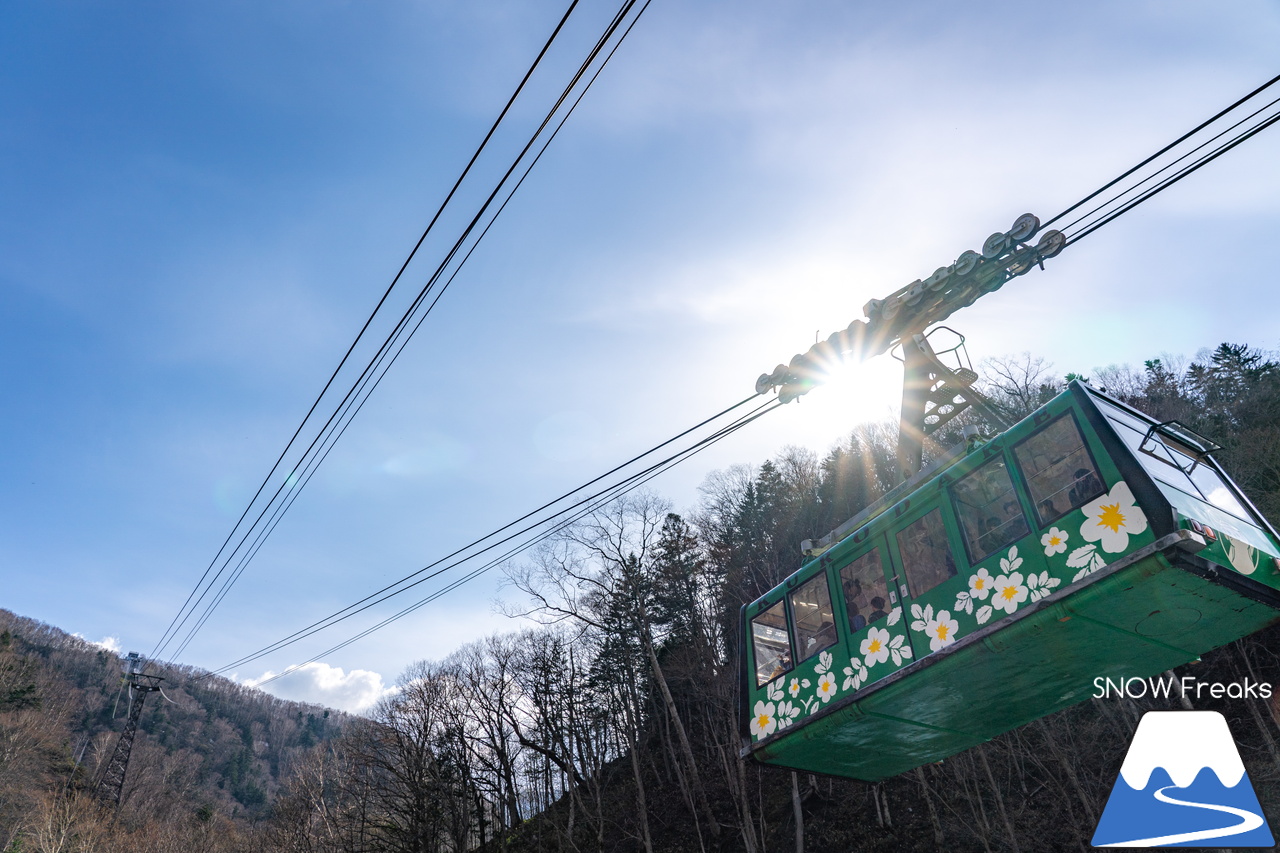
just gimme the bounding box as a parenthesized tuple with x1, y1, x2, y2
(739, 380, 1280, 780)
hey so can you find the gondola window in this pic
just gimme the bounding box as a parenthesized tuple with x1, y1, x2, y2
(952, 458, 1030, 563)
(1095, 398, 1252, 522)
(840, 549, 891, 633)
(1014, 414, 1103, 527)
(896, 509, 957, 597)
(789, 574, 837, 663)
(751, 600, 792, 687)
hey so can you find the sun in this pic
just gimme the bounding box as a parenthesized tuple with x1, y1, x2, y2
(781, 352, 904, 450)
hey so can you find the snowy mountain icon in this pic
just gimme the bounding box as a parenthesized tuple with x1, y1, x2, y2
(1092, 711, 1274, 847)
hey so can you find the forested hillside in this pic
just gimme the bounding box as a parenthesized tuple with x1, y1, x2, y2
(0, 610, 347, 852)
(5, 342, 1280, 852)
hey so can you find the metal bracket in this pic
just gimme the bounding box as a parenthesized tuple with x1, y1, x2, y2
(1139, 420, 1222, 475)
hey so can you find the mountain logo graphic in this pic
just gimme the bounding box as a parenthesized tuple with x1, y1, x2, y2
(1092, 710, 1274, 847)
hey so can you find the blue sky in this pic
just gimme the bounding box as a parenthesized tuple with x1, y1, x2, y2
(3, 0, 1279, 712)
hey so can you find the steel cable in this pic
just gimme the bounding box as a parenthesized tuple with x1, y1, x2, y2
(156, 0, 650, 661)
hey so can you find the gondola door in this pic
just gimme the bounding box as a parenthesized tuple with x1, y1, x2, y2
(883, 501, 970, 661)
(888, 450, 1040, 661)
(832, 536, 916, 695)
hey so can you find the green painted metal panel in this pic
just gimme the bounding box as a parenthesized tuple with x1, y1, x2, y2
(750, 542, 1280, 780)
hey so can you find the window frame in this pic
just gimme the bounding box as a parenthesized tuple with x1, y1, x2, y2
(837, 545, 893, 636)
(1097, 401, 1254, 525)
(750, 599, 794, 688)
(893, 505, 959, 600)
(1011, 410, 1106, 529)
(787, 572, 839, 664)
(949, 452, 1032, 565)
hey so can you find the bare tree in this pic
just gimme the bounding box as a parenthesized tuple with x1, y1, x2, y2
(979, 352, 1061, 422)
(505, 491, 723, 846)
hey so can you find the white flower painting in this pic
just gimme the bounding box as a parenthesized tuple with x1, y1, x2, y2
(990, 571, 1028, 615)
(924, 610, 960, 650)
(969, 567, 993, 600)
(1080, 481, 1148, 554)
(815, 671, 838, 703)
(1041, 527, 1069, 556)
(750, 700, 777, 738)
(861, 627, 891, 667)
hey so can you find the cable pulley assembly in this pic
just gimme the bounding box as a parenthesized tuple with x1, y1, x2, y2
(755, 213, 1065, 403)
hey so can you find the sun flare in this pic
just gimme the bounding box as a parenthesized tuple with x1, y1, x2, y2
(777, 353, 903, 449)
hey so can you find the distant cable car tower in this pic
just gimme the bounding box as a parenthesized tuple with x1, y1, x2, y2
(96, 651, 163, 808)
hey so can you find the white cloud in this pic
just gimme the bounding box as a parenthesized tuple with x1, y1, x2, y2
(95, 636, 122, 653)
(240, 662, 396, 714)
(73, 633, 122, 654)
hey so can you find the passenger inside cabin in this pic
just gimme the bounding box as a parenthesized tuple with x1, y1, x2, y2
(1038, 498, 1058, 519)
(847, 601, 867, 632)
(813, 620, 837, 650)
(1069, 468, 1101, 505)
(768, 651, 792, 682)
(978, 516, 1001, 554)
(869, 597, 889, 622)
(843, 577, 867, 624)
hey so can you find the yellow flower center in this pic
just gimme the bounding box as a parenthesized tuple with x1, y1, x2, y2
(1097, 502, 1126, 532)
(1001, 584, 1018, 601)
(757, 714, 770, 729)
(867, 638, 882, 653)
(1050, 535, 1062, 546)
(974, 578, 985, 589)
(936, 623, 950, 640)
